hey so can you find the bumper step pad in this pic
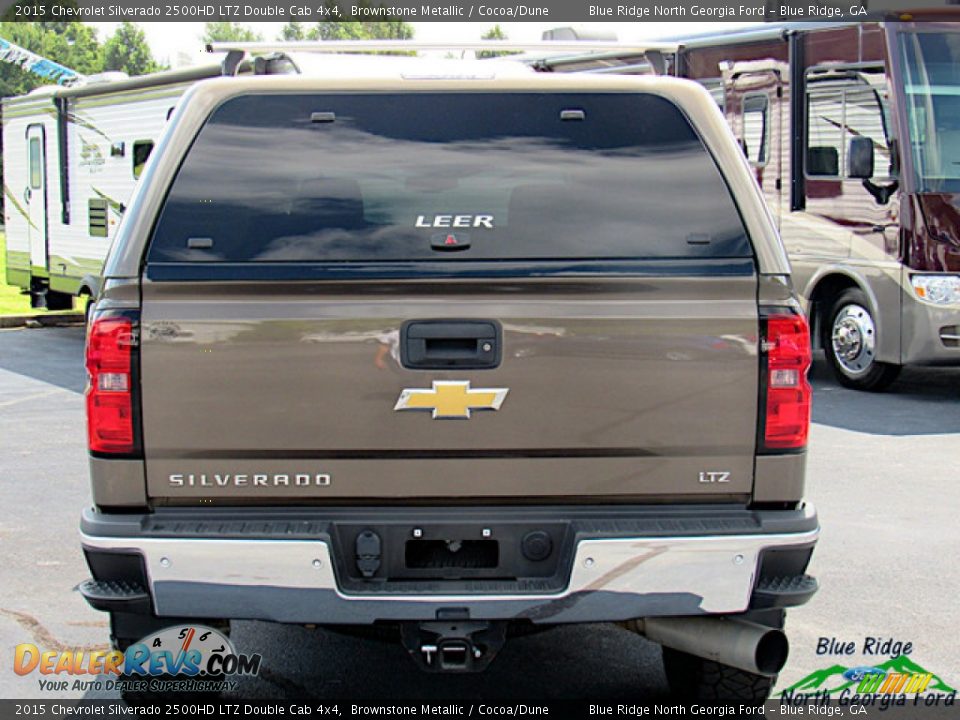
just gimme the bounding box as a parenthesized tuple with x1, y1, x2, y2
(79, 579, 151, 614)
(751, 574, 818, 609)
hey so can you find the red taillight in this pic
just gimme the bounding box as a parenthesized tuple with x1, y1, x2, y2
(762, 313, 812, 451)
(86, 316, 137, 455)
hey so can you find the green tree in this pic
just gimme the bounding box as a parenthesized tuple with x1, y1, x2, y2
(279, 22, 307, 41)
(201, 22, 263, 45)
(102, 22, 161, 76)
(0, 21, 103, 97)
(478, 24, 519, 59)
(316, 21, 413, 40)
(310, 2, 413, 42)
(482, 24, 506, 40)
(277, 8, 414, 45)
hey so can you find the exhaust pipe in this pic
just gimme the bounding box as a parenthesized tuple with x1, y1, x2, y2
(630, 617, 789, 676)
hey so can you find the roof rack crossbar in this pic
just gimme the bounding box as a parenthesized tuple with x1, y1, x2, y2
(206, 40, 680, 55)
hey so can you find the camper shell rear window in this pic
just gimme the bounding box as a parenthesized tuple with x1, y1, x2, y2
(147, 92, 752, 264)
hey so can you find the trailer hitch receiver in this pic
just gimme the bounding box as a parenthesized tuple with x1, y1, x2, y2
(401, 620, 507, 673)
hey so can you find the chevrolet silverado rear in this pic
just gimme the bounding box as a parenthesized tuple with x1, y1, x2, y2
(79, 66, 818, 700)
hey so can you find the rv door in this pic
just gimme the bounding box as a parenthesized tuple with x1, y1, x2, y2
(25, 125, 48, 273)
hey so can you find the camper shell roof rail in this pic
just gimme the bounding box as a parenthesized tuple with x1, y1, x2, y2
(207, 40, 680, 76)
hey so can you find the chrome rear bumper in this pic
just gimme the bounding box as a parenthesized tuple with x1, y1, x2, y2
(80, 504, 818, 625)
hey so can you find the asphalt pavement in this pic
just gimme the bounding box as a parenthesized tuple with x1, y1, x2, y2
(1, 326, 958, 700)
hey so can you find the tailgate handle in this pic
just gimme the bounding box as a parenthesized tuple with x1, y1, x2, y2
(401, 320, 501, 370)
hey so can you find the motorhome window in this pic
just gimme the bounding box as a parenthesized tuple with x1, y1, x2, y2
(900, 30, 960, 192)
(29, 138, 42, 189)
(742, 94, 768, 166)
(806, 76, 891, 181)
(147, 92, 752, 264)
(843, 85, 892, 180)
(133, 140, 154, 179)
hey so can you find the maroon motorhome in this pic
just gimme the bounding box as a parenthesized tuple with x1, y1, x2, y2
(546, 17, 960, 390)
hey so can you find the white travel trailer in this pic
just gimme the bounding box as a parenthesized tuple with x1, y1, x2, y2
(2, 64, 227, 309)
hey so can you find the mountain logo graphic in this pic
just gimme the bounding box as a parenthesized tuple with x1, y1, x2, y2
(781, 655, 956, 697)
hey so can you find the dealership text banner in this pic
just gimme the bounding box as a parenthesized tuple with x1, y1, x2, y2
(2, 0, 957, 23)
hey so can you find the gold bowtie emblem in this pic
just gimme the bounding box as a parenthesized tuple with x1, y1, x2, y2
(394, 381, 509, 419)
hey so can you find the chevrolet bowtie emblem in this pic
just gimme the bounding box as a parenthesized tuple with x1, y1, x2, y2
(394, 381, 509, 419)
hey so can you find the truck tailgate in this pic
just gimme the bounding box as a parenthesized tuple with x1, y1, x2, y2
(141, 269, 758, 501)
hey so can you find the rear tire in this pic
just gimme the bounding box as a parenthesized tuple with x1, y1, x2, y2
(822, 288, 900, 391)
(662, 647, 775, 701)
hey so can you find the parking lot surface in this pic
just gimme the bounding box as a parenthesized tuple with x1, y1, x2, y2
(1, 326, 958, 699)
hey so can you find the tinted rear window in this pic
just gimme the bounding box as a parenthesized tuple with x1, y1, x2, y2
(147, 92, 751, 264)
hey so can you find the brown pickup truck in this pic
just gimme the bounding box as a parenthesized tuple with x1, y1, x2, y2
(79, 51, 818, 701)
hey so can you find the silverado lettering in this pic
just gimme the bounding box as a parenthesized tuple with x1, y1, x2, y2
(168, 473, 332, 487)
